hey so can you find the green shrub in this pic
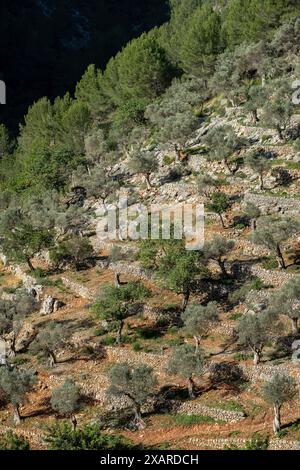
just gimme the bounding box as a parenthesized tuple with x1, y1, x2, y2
(261, 257, 278, 270)
(171, 414, 221, 426)
(100, 336, 115, 346)
(133, 342, 143, 352)
(244, 433, 269, 450)
(44, 422, 133, 450)
(0, 431, 30, 450)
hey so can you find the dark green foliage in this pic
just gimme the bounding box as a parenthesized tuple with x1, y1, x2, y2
(0, 206, 54, 271)
(0, 124, 13, 158)
(49, 236, 94, 271)
(92, 282, 150, 344)
(0, 431, 30, 450)
(44, 422, 133, 450)
(179, 4, 224, 78)
(208, 192, 230, 228)
(102, 31, 173, 112)
(244, 433, 269, 450)
(157, 239, 207, 311)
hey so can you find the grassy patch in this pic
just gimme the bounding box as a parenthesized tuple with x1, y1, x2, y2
(162, 413, 223, 426)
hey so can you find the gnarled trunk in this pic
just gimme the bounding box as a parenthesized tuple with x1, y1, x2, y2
(133, 404, 146, 430)
(194, 336, 200, 354)
(187, 376, 196, 399)
(252, 109, 259, 123)
(219, 213, 226, 229)
(276, 126, 284, 141)
(223, 158, 233, 175)
(181, 291, 190, 312)
(70, 414, 77, 431)
(145, 174, 152, 190)
(115, 273, 121, 287)
(251, 218, 257, 231)
(276, 244, 286, 269)
(27, 258, 35, 272)
(218, 259, 228, 278)
(48, 350, 57, 367)
(259, 172, 265, 191)
(13, 404, 21, 426)
(115, 319, 124, 345)
(253, 350, 261, 366)
(273, 403, 281, 434)
(174, 144, 181, 162)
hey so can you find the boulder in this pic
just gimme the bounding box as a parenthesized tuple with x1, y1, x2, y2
(40, 295, 65, 315)
(15, 323, 38, 352)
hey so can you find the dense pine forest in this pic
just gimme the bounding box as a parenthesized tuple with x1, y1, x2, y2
(0, 0, 300, 451)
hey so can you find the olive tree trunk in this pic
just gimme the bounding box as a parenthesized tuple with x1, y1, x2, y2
(273, 403, 281, 434)
(181, 291, 190, 312)
(276, 244, 286, 269)
(48, 350, 57, 367)
(13, 404, 21, 426)
(187, 377, 196, 399)
(115, 320, 124, 345)
(133, 403, 146, 430)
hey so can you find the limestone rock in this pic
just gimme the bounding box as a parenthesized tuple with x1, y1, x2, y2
(40, 295, 65, 315)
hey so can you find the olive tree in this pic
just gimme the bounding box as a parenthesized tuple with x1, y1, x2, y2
(197, 174, 220, 197)
(49, 236, 94, 271)
(156, 240, 207, 311)
(0, 208, 53, 272)
(145, 78, 205, 160)
(204, 125, 247, 174)
(208, 192, 230, 229)
(51, 379, 80, 430)
(261, 80, 294, 141)
(92, 282, 150, 344)
(245, 149, 273, 190)
(168, 344, 206, 399)
(272, 277, 300, 334)
(181, 302, 219, 352)
(0, 291, 36, 357)
(244, 203, 261, 231)
(251, 217, 300, 269)
(204, 235, 235, 277)
(237, 311, 272, 365)
(128, 150, 159, 189)
(30, 322, 70, 367)
(107, 362, 157, 429)
(72, 166, 119, 209)
(262, 373, 297, 434)
(0, 367, 36, 425)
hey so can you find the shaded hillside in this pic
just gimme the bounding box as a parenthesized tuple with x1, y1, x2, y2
(0, 0, 169, 131)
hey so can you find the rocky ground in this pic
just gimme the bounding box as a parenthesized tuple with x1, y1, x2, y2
(0, 105, 300, 450)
